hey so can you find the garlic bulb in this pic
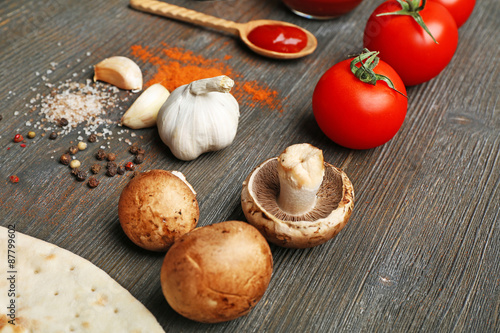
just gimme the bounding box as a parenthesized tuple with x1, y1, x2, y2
(157, 76, 239, 161)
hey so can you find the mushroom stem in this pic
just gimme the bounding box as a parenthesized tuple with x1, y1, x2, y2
(276, 144, 325, 216)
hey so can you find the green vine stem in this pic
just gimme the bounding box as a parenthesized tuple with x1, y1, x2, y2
(350, 49, 407, 97)
(377, 0, 438, 44)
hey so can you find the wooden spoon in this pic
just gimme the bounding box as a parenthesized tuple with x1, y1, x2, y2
(129, 0, 317, 59)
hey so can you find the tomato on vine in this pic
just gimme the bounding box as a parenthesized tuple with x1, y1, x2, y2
(429, 0, 476, 28)
(363, 0, 458, 86)
(313, 49, 407, 150)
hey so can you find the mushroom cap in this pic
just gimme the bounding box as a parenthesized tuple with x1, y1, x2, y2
(161, 221, 273, 323)
(241, 158, 354, 248)
(118, 169, 199, 251)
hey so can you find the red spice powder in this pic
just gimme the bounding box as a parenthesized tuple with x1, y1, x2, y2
(130, 44, 283, 112)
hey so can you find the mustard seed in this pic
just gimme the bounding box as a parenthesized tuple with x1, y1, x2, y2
(27, 131, 36, 139)
(77, 142, 87, 150)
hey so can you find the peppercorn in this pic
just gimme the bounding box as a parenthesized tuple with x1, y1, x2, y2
(90, 164, 102, 174)
(106, 167, 117, 177)
(58, 118, 69, 127)
(77, 142, 87, 150)
(13, 134, 24, 143)
(96, 149, 107, 160)
(106, 161, 117, 169)
(60, 153, 71, 165)
(88, 134, 97, 143)
(107, 153, 116, 161)
(129, 146, 139, 154)
(27, 131, 36, 139)
(69, 159, 81, 169)
(125, 162, 135, 171)
(133, 154, 144, 164)
(87, 176, 100, 188)
(49, 132, 58, 140)
(136, 148, 145, 155)
(68, 145, 79, 155)
(117, 166, 125, 175)
(71, 168, 80, 176)
(75, 170, 87, 182)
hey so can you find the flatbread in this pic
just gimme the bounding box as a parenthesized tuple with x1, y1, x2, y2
(0, 226, 165, 332)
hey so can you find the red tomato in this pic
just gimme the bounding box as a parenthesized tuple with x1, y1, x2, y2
(363, 0, 458, 86)
(429, 0, 475, 28)
(312, 55, 407, 150)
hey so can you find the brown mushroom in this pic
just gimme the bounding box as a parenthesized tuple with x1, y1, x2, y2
(118, 169, 199, 251)
(161, 221, 273, 323)
(241, 143, 354, 248)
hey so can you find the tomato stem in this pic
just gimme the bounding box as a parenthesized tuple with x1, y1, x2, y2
(376, 0, 438, 44)
(350, 49, 407, 97)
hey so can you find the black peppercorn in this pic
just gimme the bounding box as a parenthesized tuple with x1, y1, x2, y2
(71, 168, 80, 176)
(59, 118, 69, 127)
(90, 164, 101, 174)
(134, 154, 144, 164)
(76, 170, 87, 182)
(117, 166, 125, 175)
(87, 176, 100, 188)
(106, 161, 117, 169)
(107, 153, 116, 161)
(106, 167, 117, 177)
(60, 153, 71, 165)
(88, 134, 97, 143)
(129, 146, 139, 154)
(96, 149, 107, 160)
(49, 132, 58, 140)
(68, 145, 79, 155)
(136, 148, 145, 155)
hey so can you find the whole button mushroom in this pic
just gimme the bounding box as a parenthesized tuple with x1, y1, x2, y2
(118, 169, 199, 251)
(241, 143, 354, 248)
(161, 221, 273, 323)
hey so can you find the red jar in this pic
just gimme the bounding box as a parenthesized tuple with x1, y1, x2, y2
(283, 0, 363, 19)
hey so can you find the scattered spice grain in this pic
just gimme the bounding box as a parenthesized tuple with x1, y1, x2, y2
(88, 177, 100, 188)
(9, 175, 19, 183)
(90, 164, 102, 174)
(58, 118, 69, 127)
(106, 167, 117, 177)
(125, 162, 135, 171)
(49, 132, 58, 140)
(68, 145, 79, 155)
(107, 153, 116, 161)
(60, 154, 72, 165)
(75, 170, 87, 182)
(106, 161, 117, 169)
(96, 149, 107, 160)
(13, 134, 24, 143)
(129, 146, 139, 154)
(117, 166, 125, 175)
(88, 134, 97, 143)
(69, 160, 81, 169)
(133, 154, 144, 164)
(27, 131, 36, 139)
(77, 142, 87, 150)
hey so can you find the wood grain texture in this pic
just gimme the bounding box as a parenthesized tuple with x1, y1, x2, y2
(0, 0, 498, 332)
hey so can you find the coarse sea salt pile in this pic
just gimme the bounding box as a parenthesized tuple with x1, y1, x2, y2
(35, 80, 120, 136)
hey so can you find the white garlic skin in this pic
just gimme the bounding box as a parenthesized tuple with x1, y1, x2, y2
(157, 76, 239, 161)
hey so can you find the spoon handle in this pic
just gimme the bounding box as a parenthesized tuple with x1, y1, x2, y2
(130, 0, 241, 36)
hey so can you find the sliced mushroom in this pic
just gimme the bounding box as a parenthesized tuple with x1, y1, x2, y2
(241, 143, 354, 248)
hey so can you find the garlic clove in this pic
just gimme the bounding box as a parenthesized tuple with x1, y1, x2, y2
(121, 84, 170, 129)
(94, 56, 143, 91)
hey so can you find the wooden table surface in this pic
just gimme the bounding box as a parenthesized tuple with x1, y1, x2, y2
(1, 0, 498, 331)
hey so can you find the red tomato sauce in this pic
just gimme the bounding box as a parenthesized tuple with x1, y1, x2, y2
(247, 25, 308, 54)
